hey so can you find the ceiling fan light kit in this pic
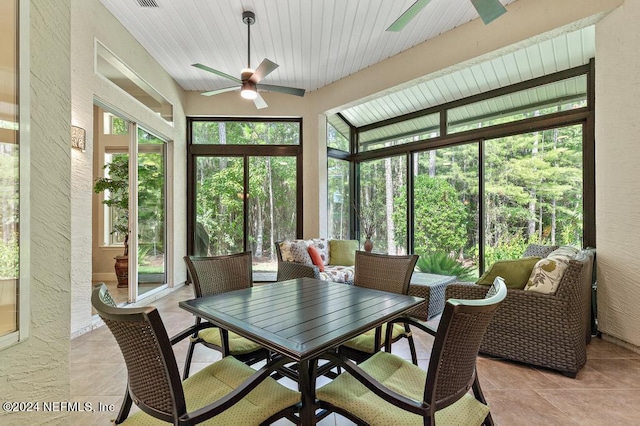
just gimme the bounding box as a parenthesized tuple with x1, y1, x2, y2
(241, 81, 258, 100)
(192, 10, 305, 109)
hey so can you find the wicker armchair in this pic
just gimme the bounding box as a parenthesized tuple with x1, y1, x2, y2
(91, 284, 300, 425)
(338, 251, 420, 364)
(274, 242, 320, 281)
(182, 253, 270, 379)
(317, 278, 507, 426)
(446, 247, 595, 377)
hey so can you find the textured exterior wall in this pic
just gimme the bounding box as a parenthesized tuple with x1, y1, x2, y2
(0, 0, 72, 424)
(70, 0, 188, 335)
(595, 1, 640, 349)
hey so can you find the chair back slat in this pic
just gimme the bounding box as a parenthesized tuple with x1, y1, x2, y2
(354, 251, 418, 295)
(92, 284, 186, 423)
(425, 278, 507, 412)
(184, 252, 253, 298)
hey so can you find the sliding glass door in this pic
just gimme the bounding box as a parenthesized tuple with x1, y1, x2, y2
(192, 154, 298, 279)
(189, 118, 302, 281)
(135, 127, 167, 298)
(247, 156, 297, 276)
(193, 156, 244, 256)
(93, 106, 170, 304)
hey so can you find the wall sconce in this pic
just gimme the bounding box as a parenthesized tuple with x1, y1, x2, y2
(71, 126, 86, 152)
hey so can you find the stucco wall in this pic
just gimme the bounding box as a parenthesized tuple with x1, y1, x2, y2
(0, 0, 72, 424)
(595, 1, 640, 349)
(70, 0, 188, 335)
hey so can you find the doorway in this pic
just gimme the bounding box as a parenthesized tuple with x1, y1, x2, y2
(92, 105, 170, 304)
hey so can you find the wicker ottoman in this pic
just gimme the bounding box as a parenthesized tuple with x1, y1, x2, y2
(407, 273, 457, 320)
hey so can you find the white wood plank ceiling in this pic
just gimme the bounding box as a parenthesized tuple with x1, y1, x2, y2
(342, 26, 595, 128)
(98, 0, 595, 128)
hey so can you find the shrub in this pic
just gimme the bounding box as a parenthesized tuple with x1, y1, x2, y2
(416, 252, 475, 281)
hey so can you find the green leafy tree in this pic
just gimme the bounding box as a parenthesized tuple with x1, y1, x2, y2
(395, 176, 467, 255)
(191, 121, 299, 260)
(94, 154, 129, 254)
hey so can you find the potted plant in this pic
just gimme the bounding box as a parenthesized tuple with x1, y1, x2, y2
(353, 202, 378, 252)
(94, 155, 129, 287)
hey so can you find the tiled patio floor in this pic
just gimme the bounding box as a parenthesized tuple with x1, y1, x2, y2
(70, 284, 640, 425)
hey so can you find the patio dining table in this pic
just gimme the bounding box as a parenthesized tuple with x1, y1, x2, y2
(179, 277, 424, 425)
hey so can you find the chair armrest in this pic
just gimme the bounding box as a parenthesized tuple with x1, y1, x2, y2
(387, 315, 437, 337)
(446, 283, 568, 316)
(169, 321, 216, 345)
(492, 288, 570, 323)
(445, 282, 487, 300)
(277, 261, 320, 281)
(449, 284, 574, 343)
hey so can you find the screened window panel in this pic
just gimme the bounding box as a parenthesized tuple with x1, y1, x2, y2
(448, 75, 587, 134)
(192, 121, 300, 145)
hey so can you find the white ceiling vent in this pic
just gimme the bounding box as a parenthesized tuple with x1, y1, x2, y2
(136, 0, 159, 7)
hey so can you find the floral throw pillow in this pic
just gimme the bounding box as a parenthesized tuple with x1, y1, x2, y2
(289, 241, 314, 266)
(311, 238, 330, 266)
(524, 246, 579, 294)
(279, 240, 304, 262)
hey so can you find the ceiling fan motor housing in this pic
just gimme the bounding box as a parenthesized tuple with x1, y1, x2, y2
(241, 69, 255, 82)
(242, 11, 255, 25)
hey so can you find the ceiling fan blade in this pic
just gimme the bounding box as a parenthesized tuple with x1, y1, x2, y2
(386, 0, 432, 32)
(470, 0, 507, 25)
(201, 86, 238, 96)
(253, 92, 268, 109)
(192, 63, 241, 84)
(257, 83, 305, 97)
(251, 58, 279, 83)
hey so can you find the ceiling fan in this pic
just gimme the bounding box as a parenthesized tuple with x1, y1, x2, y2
(192, 11, 305, 109)
(386, 0, 507, 32)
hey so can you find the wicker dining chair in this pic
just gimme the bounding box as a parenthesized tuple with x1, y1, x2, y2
(182, 253, 270, 379)
(317, 277, 507, 426)
(91, 284, 300, 425)
(92, 283, 139, 424)
(338, 251, 419, 364)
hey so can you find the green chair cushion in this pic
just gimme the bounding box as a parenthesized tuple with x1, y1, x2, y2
(121, 356, 300, 425)
(476, 256, 541, 289)
(317, 351, 489, 426)
(342, 323, 407, 354)
(329, 239, 359, 266)
(198, 327, 264, 355)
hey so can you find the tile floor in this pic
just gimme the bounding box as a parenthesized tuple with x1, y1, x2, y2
(70, 284, 640, 425)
